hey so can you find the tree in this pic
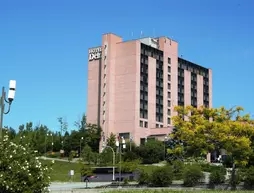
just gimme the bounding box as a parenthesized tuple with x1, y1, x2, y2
(171, 105, 254, 165)
(106, 132, 116, 150)
(0, 135, 52, 193)
(136, 139, 164, 164)
(81, 145, 94, 165)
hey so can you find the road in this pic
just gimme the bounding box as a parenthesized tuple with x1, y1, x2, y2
(49, 182, 111, 191)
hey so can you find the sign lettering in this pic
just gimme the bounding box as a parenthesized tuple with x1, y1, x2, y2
(88, 47, 102, 61)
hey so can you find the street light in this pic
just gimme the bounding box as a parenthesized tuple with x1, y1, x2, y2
(45, 132, 53, 158)
(0, 80, 16, 141)
(102, 144, 115, 181)
(116, 136, 126, 185)
(164, 136, 168, 160)
(80, 137, 83, 158)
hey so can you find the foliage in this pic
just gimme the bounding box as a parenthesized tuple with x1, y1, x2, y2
(80, 165, 94, 176)
(170, 160, 185, 180)
(243, 166, 254, 189)
(68, 150, 76, 162)
(136, 139, 164, 164)
(123, 150, 140, 162)
(118, 159, 141, 173)
(150, 166, 173, 187)
(0, 135, 52, 193)
(99, 148, 113, 166)
(199, 163, 226, 174)
(81, 144, 94, 164)
(137, 169, 151, 185)
(106, 132, 117, 150)
(209, 169, 226, 187)
(172, 106, 254, 166)
(183, 164, 204, 187)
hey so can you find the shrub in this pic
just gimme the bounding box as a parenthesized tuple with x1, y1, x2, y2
(171, 160, 184, 180)
(0, 135, 52, 193)
(209, 169, 226, 187)
(183, 164, 204, 187)
(150, 166, 173, 187)
(137, 169, 150, 185)
(243, 166, 254, 190)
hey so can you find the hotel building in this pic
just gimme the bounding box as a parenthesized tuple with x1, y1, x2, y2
(86, 33, 212, 148)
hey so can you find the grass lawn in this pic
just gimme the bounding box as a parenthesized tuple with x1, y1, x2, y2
(40, 159, 82, 182)
(104, 191, 254, 193)
(39, 159, 169, 182)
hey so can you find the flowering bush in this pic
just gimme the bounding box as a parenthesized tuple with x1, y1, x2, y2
(0, 135, 52, 193)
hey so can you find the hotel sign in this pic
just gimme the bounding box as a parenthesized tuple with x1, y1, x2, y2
(88, 47, 102, 61)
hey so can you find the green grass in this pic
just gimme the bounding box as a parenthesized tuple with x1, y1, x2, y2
(40, 159, 159, 182)
(40, 159, 82, 182)
(104, 191, 254, 193)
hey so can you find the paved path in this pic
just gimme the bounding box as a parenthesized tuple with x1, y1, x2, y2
(49, 182, 111, 191)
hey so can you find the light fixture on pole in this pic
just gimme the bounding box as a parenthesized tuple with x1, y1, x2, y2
(116, 136, 126, 186)
(80, 137, 84, 158)
(102, 144, 115, 181)
(164, 136, 168, 160)
(0, 80, 16, 141)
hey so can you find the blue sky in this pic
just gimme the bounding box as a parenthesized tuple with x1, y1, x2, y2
(0, 0, 253, 132)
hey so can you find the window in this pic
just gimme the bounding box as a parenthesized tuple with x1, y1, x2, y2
(168, 109, 171, 115)
(168, 100, 171, 107)
(168, 66, 171, 73)
(167, 118, 171, 124)
(168, 74, 171, 81)
(168, 57, 171, 64)
(168, 83, 171, 90)
(139, 120, 143, 127)
(144, 122, 148, 128)
(168, 92, 171, 98)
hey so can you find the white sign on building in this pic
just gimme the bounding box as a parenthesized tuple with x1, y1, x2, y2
(88, 47, 102, 61)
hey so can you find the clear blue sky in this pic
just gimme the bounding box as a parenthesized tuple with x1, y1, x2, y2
(1, 0, 253, 132)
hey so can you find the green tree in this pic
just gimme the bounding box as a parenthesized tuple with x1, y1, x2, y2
(81, 144, 94, 165)
(106, 132, 117, 150)
(136, 139, 164, 164)
(0, 135, 52, 193)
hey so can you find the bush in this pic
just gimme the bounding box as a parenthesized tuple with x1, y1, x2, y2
(209, 169, 225, 187)
(171, 160, 184, 180)
(0, 135, 52, 193)
(183, 164, 204, 187)
(137, 169, 150, 185)
(200, 163, 226, 174)
(150, 166, 173, 187)
(243, 166, 254, 190)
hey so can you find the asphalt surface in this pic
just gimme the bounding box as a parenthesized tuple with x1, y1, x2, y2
(49, 182, 111, 191)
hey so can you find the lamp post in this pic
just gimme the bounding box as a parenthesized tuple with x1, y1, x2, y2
(80, 137, 83, 158)
(51, 133, 54, 153)
(164, 136, 168, 161)
(116, 136, 126, 185)
(102, 145, 115, 181)
(0, 80, 16, 141)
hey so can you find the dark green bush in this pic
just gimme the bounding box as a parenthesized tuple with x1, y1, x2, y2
(209, 169, 225, 187)
(183, 164, 204, 187)
(243, 166, 254, 190)
(171, 160, 184, 180)
(137, 169, 151, 185)
(150, 166, 173, 187)
(200, 163, 226, 174)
